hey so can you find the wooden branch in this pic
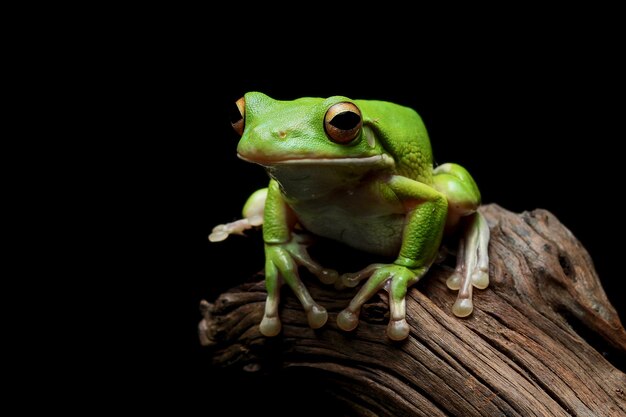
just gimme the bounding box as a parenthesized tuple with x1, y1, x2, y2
(199, 204, 626, 417)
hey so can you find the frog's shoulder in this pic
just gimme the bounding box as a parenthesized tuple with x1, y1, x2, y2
(356, 99, 433, 184)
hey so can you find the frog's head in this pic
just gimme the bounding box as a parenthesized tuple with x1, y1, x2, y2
(232, 92, 394, 171)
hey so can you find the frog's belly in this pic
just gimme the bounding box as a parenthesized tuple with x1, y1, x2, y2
(295, 206, 405, 258)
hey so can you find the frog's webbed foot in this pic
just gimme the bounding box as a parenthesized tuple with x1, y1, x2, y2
(446, 211, 490, 317)
(337, 264, 428, 341)
(208, 188, 267, 242)
(260, 233, 339, 337)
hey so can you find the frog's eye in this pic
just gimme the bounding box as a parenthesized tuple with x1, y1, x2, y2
(230, 97, 245, 136)
(324, 102, 362, 144)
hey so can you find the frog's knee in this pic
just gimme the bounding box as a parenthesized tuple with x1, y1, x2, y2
(242, 188, 267, 226)
(433, 163, 481, 217)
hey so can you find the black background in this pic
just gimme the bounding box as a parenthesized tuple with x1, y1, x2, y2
(146, 41, 624, 415)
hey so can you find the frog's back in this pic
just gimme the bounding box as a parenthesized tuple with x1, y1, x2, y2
(356, 99, 433, 184)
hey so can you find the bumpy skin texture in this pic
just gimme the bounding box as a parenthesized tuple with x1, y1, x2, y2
(212, 92, 490, 340)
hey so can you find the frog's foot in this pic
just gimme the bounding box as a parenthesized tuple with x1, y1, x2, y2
(446, 212, 490, 317)
(208, 188, 267, 242)
(208, 218, 261, 242)
(337, 264, 428, 341)
(260, 237, 339, 336)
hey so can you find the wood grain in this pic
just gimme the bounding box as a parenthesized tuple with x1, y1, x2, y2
(199, 204, 626, 416)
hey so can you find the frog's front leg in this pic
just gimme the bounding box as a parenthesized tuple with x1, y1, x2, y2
(337, 175, 448, 340)
(260, 180, 338, 336)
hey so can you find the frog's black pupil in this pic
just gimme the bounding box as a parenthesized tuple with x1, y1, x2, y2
(330, 111, 360, 130)
(229, 103, 243, 124)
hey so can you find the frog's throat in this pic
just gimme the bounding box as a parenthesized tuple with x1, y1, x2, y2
(237, 153, 395, 169)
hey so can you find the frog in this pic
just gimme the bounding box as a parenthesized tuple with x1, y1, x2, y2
(209, 92, 490, 341)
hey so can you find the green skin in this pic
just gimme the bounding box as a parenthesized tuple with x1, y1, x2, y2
(210, 92, 490, 341)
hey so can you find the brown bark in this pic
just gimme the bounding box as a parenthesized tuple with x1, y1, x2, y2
(199, 204, 626, 417)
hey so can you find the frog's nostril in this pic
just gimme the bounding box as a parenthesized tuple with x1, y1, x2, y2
(268, 128, 291, 140)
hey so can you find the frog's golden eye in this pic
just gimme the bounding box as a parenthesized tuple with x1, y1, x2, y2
(230, 97, 245, 136)
(324, 102, 362, 144)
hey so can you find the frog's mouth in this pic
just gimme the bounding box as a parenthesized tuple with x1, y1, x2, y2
(237, 153, 395, 169)
(238, 153, 395, 199)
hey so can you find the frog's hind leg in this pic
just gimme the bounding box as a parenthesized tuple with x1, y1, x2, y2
(446, 212, 490, 317)
(208, 188, 267, 242)
(473, 212, 490, 289)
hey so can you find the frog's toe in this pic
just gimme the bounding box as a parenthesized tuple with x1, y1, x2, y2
(340, 264, 384, 289)
(387, 318, 410, 341)
(446, 272, 462, 290)
(318, 269, 339, 285)
(341, 272, 362, 288)
(307, 305, 328, 329)
(472, 269, 489, 289)
(284, 236, 339, 286)
(337, 309, 360, 331)
(208, 225, 229, 242)
(260, 316, 282, 337)
(452, 298, 473, 317)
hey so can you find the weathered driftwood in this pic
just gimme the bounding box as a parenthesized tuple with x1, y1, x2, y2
(199, 204, 626, 417)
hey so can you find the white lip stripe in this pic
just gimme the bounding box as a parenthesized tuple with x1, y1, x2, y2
(238, 154, 395, 167)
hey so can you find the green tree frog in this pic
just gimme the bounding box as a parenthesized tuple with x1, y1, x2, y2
(210, 92, 490, 341)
